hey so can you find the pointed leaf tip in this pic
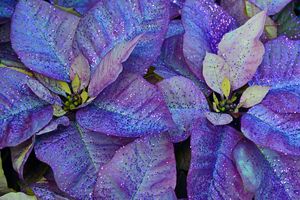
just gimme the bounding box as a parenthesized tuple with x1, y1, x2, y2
(240, 85, 270, 108)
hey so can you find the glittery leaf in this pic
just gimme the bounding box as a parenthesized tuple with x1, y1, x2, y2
(234, 139, 300, 199)
(93, 134, 176, 200)
(27, 78, 62, 106)
(165, 20, 185, 39)
(11, 137, 34, 179)
(157, 76, 209, 142)
(36, 116, 70, 135)
(220, 0, 249, 26)
(70, 53, 90, 91)
(0, 0, 16, 19)
(0, 192, 37, 200)
(205, 112, 233, 126)
(182, 0, 236, 81)
(251, 36, 300, 89)
(248, 0, 292, 15)
(11, 0, 80, 82)
(241, 89, 300, 156)
(31, 181, 75, 200)
(77, 73, 174, 137)
(75, 0, 169, 75)
(0, 68, 53, 148)
(153, 35, 210, 94)
(188, 118, 252, 199)
(217, 11, 266, 91)
(35, 74, 68, 97)
(35, 122, 133, 199)
(88, 35, 142, 98)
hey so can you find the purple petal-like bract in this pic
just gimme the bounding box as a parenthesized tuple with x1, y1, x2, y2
(234, 139, 300, 199)
(34, 122, 132, 199)
(11, 0, 80, 82)
(157, 76, 208, 142)
(251, 36, 300, 89)
(75, 0, 169, 75)
(0, 68, 53, 148)
(77, 73, 175, 137)
(93, 134, 176, 199)
(188, 119, 252, 199)
(242, 89, 300, 155)
(31, 181, 74, 200)
(242, 36, 300, 155)
(182, 0, 236, 80)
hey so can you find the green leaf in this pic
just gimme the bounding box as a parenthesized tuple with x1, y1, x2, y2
(240, 85, 270, 108)
(58, 81, 71, 95)
(212, 92, 219, 106)
(0, 192, 37, 200)
(221, 77, 231, 98)
(71, 74, 81, 93)
(53, 105, 67, 117)
(0, 63, 33, 77)
(80, 90, 89, 104)
(274, 2, 300, 40)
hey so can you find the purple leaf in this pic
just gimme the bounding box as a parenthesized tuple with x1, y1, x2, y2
(182, 0, 236, 80)
(241, 88, 300, 156)
(157, 76, 208, 142)
(75, 0, 169, 75)
(153, 35, 210, 94)
(251, 36, 300, 89)
(220, 0, 249, 26)
(249, 0, 292, 15)
(11, 0, 80, 82)
(34, 122, 133, 199)
(77, 73, 174, 137)
(31, 181, 74, 200)
(93, 134, 176, 199)
(36, 116, 70, 135)
(0, 68, 53, 148)
(165, 20, 185, 39)
(188, 118, 252, 199)
(10, 137, 34, 179)
(88, 35, 142, 98)
(234, 139, 300, 199)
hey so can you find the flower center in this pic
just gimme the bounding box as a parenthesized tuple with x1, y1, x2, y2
(62, 93, 82, 111)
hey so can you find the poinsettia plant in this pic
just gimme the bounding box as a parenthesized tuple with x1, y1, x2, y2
(0, 0, 300, 199)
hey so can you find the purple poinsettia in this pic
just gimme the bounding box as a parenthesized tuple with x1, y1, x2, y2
(0, 0, 179, 199)
(156, 0, 300, 199)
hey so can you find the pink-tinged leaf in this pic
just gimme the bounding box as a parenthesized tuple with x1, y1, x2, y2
(77, 73, 175, 137)
(93, 134, 176, 200)
(11, 0, 80, 82)
(36, 116, 70, 136)
(241, 89, 300, 156)
(11, 137, 34, 180)
(34, 122, 133, 199)
(75, 0, 170, 75)
(188, 118, 253, 199)
(182, 0, 236, 81)
(234, 139, 300, 199)
(70, 53, 90, 91)
(88, 35, 142, 98)
(217, 11, 266, 90)
(202, 53, 229, 94)
(240, 85, 270, 108)
(157, 76, 209, 142)
(251, 36, 300, 89)
(205, 112, 233, 125)
(27, 78, 62, 106)
(249, 0, 292, 15)
(0, 68, 53, 148)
